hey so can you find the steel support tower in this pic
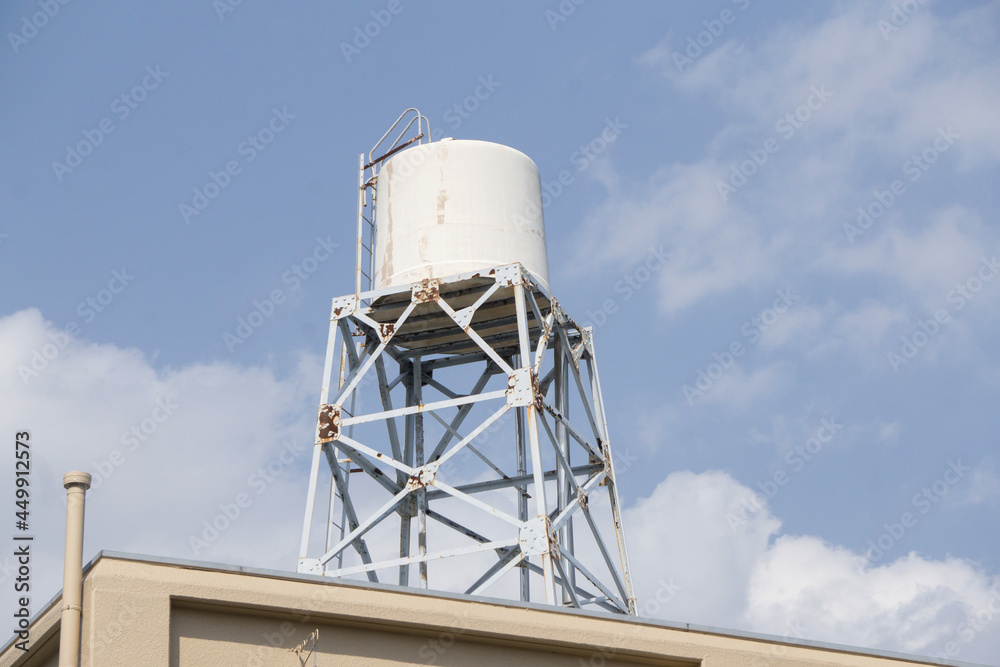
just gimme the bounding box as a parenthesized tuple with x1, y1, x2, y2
(296, 111, 636, 614)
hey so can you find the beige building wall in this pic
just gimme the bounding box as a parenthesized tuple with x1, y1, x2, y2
(0, 553, 980, 667)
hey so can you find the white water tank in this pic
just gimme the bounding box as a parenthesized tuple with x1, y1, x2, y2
(373, 139, 550, 291)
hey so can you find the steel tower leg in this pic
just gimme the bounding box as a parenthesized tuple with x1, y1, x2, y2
(513, 353, 530, 603)
(554, 336, 575, 604)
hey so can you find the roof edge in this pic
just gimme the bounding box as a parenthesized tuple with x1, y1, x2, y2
(52, 550, 985, 667)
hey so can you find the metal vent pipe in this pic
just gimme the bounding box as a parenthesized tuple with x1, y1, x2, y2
(59, 471, 91, 667)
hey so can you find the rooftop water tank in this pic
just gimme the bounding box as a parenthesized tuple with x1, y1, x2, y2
(373, 139, 550, 291)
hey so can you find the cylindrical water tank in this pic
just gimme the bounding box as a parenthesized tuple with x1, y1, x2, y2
(373, 139, 550, 291)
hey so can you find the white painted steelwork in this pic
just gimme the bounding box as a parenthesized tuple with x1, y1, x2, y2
(373, 139, 550, 291)
(297, 262, 636, 615)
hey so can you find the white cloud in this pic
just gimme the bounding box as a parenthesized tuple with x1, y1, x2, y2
(645, 1, 1000, 163)
(624, 470, 780, 628)
(0, 309, 318, 606)
(799, 300, 912, 362)
(745, 537, 1000, 659)
(697, 361, 792, 410)
(829, 302, 910, 354)
(624, 468, 1000, 665)
(570, 161, 774, 315)
(575, 1, 1000, 317)
(823, 206, 991, 299)
(758, 303, 833, 351)
(875, 419, 902, 444)
(956, 466, 1000, 508)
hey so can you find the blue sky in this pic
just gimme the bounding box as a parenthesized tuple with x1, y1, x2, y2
(2, 1, 999, 663)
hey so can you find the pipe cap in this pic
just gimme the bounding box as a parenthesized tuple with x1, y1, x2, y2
(63, 471, 92, 490)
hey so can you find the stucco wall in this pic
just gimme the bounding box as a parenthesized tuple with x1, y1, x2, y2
(0, 554, 973, 667)
(170, 604, 676, 666)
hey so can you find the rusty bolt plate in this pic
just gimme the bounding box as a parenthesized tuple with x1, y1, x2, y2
(412, 279, 440, 304)
(317, 404, 341, 443)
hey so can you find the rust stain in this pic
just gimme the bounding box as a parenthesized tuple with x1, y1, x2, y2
(532, 371, 544, 410)
(381, 159, 394, 287)
(317, 404, 341, 443)
(418, 231, 429, 264)
(436, 187, 448, 225)
(413, 279, 440, 303)
(406, 466, 436, 490)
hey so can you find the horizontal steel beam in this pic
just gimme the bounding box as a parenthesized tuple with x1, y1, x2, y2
(340, 389, 508, 427)
(424, 465, 603, 501)
(323, 538, 517, 578)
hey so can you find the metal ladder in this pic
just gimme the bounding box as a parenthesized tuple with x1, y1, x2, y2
(326, 109, 432, 571)
(354, 108, 432, 301)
